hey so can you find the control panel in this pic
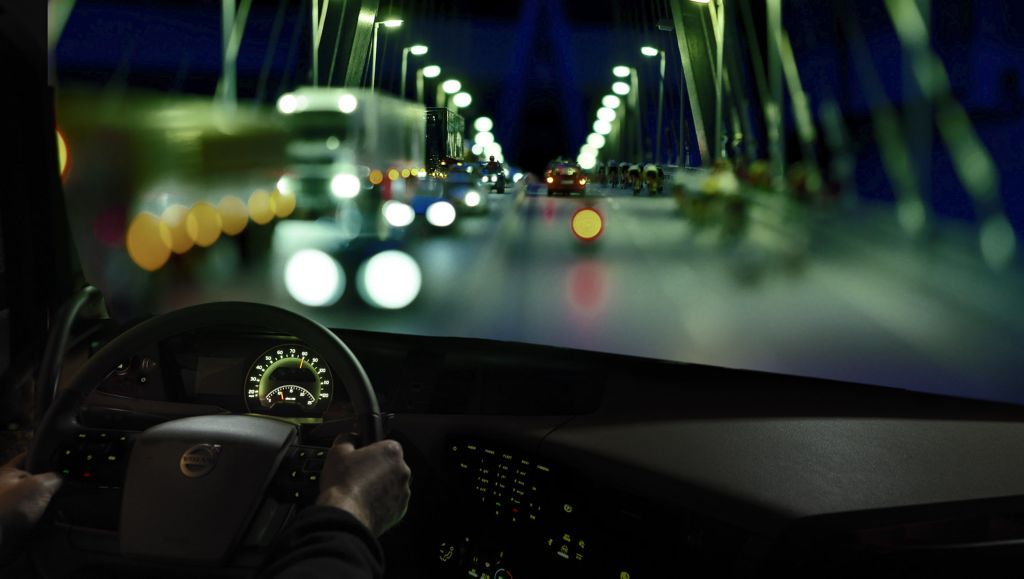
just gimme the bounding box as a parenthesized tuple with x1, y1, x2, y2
(431, 437, 748, 578)
(433, 438, 633, 578)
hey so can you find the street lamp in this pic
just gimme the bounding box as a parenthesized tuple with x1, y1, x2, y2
(452, 91, 472, 109)
(597, 107, 617, 123)
(474, 116, 493, 132)
(416, 64, 441, 104)
(642, 45, 667, 164)
(401, 44, 428, 100)
(370, 18, 403, 90)
(611, 65, 641, 161)
(437, 78, 461, 109)
(602, 94, 622, 109)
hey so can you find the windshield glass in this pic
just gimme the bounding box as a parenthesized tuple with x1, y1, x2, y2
(53, 1, 1024, 404)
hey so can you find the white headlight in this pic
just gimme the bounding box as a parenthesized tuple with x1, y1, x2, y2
(382, 201, 415, 227)
(277, 94, 298, 114)
(330, 173, 361, 199)
(357, 250, 422, 310)
(337, 94, 358, 114)
(465, 191, 481, 207)
(284, 249, 345, 307)
(426, 201, 456, 227)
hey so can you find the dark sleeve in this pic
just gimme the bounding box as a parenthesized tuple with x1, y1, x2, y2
(257, 506, 385, 579)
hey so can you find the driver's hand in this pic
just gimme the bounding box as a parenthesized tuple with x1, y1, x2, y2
(315, 438, 411, 537)
(0, 453, 62, 542)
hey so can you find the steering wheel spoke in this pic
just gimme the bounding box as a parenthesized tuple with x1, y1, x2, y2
(53, 428, 137, 488)
(270, 444, 330, 504)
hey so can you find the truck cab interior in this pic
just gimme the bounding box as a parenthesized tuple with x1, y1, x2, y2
(4, 0, 1024, 577)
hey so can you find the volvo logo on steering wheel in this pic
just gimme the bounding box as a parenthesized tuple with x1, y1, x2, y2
(179, 444, 222, 478)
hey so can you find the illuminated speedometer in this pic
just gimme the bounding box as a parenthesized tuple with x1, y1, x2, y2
(244, 344, 333, 416)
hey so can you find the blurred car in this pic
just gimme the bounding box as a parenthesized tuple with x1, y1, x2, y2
(544, 160, 587, 196)
(405, 177, 458, 229)
(445, 165, 489, 214)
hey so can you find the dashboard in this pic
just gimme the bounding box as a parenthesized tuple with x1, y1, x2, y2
(94, 332, 352, 421)
(62, 325, 1024, 577)
(428, 437, 745, 578)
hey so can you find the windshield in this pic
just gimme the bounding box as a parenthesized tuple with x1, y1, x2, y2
(53, 1, 1024, 404)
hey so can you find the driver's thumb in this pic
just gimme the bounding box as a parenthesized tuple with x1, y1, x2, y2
(32, 472, 63, 497)
(331, 438, 357, 456)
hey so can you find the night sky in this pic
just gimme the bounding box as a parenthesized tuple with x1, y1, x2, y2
(55, 0, 1024, 231)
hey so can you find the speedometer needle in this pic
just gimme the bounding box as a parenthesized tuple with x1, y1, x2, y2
(299, 358, 304, 369)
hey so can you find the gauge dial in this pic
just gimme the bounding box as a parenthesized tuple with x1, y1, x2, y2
(244, 344, 333, 416)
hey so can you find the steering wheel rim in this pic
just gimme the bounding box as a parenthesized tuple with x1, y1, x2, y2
(24, 301, 385, 565)
(27, 301, 383, 473)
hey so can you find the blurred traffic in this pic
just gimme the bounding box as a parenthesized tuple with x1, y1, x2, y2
(52, 0, 1024, 405)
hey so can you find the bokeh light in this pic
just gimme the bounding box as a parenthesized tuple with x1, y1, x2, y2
(218, 195, 249, 236)
(597, 107, 617, 123)
(356, 250, 422, 310)
(56, 129, 69, 179)
(284, 249, 345, 307)
(577, 152, 597, 170)
(126, 212, 172, 271)
(602, 94, 622, 109)
(277, 94, 298, 114)
(382, 200, 415, 227)
(426, 201, 456, 227)
(474, 116, 494, 132)
(272, 189, 297, 218)
(337, 94, 358, 114)
(248, 190, 276, 225)
(571, 207, 604, 241)
(330, 173, 361, 199)
(475, 131, 495, 147)
(186, 202, 222, 247)
(161, 204, 194, 254)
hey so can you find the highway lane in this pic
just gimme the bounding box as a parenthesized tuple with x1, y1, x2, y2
(152, 179, 1024, 405)
(319, 181, 1024, 404)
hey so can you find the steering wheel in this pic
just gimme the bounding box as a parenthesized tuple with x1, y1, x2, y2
(25, 302, 383, 567)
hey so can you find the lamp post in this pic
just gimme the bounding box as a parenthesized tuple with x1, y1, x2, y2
(400, 44, 428, 99)
(437, 78, 461, 110)
(642, 46, 666, 164)
(613, 66, 642, 161)
(451, 91, 472, 110)
(416, 64, 441, 104)
(370, 18, 403, 90)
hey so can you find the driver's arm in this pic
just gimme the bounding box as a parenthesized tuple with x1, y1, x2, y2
(258, 438, 411, 578)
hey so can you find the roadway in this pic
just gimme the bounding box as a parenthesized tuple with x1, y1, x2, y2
(300, 181, 1024, 406)
(138, 176, 1024, 406)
